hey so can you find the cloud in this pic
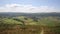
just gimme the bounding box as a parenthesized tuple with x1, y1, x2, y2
(0, 4, 59, 13)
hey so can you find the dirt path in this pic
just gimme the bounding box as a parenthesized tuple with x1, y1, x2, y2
(40, 28, 44, 34)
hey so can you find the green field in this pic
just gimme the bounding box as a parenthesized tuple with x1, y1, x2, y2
(0, 16, 60, 34)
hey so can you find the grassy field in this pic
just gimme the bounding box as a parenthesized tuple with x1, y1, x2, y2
(0, 16, 60, 34)
(0, 25, 60, 34)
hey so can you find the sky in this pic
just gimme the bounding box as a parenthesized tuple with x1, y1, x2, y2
(0, 0, 60, 13)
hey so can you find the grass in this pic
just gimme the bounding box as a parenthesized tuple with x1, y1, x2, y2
(0, 25, 60, 34)
(0, 17, 60, 34)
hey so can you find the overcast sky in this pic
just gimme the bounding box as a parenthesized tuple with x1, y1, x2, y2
(0, 0, 60, 13)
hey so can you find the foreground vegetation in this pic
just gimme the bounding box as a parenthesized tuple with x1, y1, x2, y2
(0, 16, 60, 34)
